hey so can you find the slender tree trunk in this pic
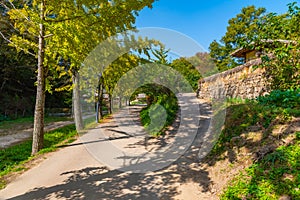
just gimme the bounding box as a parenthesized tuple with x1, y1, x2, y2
(97, 76, 104, 121)
(108, 93, 112, 114)
(32, 1, 45, 155)
(119, 96, 122, 109)
(72, 71, 84, 131)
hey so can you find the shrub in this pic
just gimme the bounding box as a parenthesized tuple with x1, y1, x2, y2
(257, 89, 300, 109)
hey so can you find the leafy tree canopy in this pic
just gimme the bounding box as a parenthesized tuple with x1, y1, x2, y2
(209, 5, 266, 71)
(209, 2, 300, 90)
(252, 2, 300, 90)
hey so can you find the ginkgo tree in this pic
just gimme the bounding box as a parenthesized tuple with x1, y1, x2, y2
(6, 0, 156, 155)
(80, 33, 162, 121)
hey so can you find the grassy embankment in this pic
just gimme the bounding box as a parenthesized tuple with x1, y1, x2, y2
(210, 89, 300, 199)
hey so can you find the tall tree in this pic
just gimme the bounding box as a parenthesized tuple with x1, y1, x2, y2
(31, 0, 46, 154)
(209, 6, 266, 71)
(103, 53, 139, 115)
(252, 2, 300, 90)
(6, 0, 156, 155)
(170, 57, 202, 91)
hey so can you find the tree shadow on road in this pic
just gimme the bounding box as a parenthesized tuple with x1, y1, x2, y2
(7, 157, 211, 200)
(7, 101, 216, 200)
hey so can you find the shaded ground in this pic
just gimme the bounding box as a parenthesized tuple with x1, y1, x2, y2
(3, 94, 297, 199)
(0, 94, 223, 199)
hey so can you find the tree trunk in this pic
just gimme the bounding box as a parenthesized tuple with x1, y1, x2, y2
(97, 76, 104, 122)
(32, 1, 45, 155)
(119, 96, 122, 109)
(108, 93, 112, 114)
(72, 71, 84, 131)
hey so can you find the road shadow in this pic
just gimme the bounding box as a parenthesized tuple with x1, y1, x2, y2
(7, 101, 216, 200)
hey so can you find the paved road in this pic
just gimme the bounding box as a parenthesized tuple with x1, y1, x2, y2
(0, 93, 220, 200)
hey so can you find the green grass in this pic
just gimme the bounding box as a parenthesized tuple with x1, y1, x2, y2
(209, 98, 299, 157)
(208, 92, 300, 199)
(0, 116, 71, 130)
(130, 99, 147, 105)
(221, 139, 300, 199)
(0, 125, 77, 183)
(0, 116, 96, 189)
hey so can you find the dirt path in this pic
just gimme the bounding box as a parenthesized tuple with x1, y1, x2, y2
(0, 93, 226, 200)
(0, 115, 93, 149)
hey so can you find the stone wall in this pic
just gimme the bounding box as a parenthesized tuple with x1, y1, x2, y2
(198, 58, 272, 100)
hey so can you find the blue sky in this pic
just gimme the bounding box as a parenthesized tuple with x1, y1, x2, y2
(135, 0, 296, 55)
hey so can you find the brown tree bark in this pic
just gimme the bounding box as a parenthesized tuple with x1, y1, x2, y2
(32, 1, 45, 155)
(108, 93, 112, 114)
(97, 76, 104, 122)
(72, 71, 84, 131)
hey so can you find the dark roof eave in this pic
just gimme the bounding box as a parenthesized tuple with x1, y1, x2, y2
(230, 48, 251, 57)
(230, 39, 297, 58)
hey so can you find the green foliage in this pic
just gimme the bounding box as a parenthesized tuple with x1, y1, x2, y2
(0, 141, 32, 174)
(150, 46, 170, 65)
(209, 6, 266, 71)
(210, 95, 298, 159)
(130, 99, 147, 105)
(221, 140, 300, 199)
(4, 0, 157, 152)
(42, 125, 77, 152)
(186, 52, 218, 77)
(207, 94, 300, 199)
(209, 1, 300, 91)
(253, 3, 300, 90)
(257, 89, 300, 109)
(0, 9, 37, 118)
(140, 85, 178, 137)
(210, 102, 260, 155)
(296, 132, 300, 140)
(170, 57, 202, 91)
(103, 53, 140, 98)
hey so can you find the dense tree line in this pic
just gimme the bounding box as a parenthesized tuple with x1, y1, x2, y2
(0, 0, 156, 154)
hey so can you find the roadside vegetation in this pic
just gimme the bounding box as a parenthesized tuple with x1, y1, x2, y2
(222, 137, 299, 199)
(207, 2, 300, 198)
(140, 88, 178, 137)
(0, 117, 96, 189)
(0, 116, 71, 134)
(206, 89, 300, 199)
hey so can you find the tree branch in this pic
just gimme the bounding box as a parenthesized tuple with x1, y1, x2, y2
(0, 30, 12, 43)
(43, 34, 53, 38)
(0, 30, 36, 57)
(44, 15, 84, 23)
(7, 0, 16, 9)
(0, 1, 11, 11)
